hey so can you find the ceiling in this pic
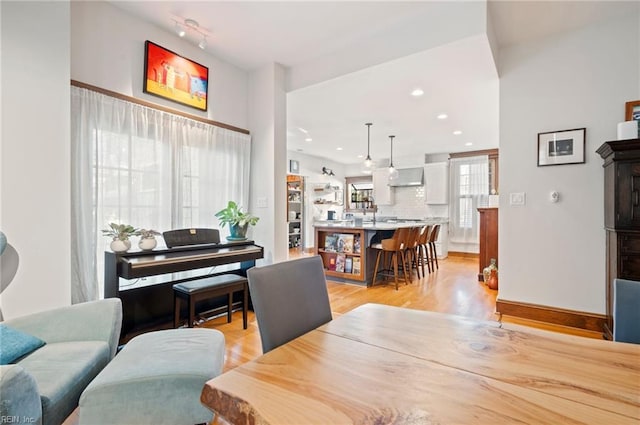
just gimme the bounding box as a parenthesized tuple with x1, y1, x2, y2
(108, 1, 637, 165)
(286, 34, 498, 163)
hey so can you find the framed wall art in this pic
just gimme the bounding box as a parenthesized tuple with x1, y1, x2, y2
(625, 100, 640, 121)
(537, 128, 586, 166)
(289, 159, 300, 174)
(143, 40, 209, 111)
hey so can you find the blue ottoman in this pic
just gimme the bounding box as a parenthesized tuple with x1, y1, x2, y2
(79, 328, 225, 425)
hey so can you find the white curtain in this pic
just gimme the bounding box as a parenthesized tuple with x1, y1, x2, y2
(448, 155, 489, 245)
(70, 86, 251, 303)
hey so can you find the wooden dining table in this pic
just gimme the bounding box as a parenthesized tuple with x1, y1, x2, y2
(200, 303, 640, 424)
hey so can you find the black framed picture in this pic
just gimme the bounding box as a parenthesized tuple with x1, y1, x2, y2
(143, 40, 209, 111)
(537, 128, 586, 166)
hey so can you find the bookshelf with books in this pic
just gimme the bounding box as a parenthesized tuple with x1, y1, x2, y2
(315, 227, 365, 282)
(287, 175, 304, 250)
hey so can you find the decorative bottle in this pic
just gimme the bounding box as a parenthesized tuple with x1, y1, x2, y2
(487, 269, 499, 290)
(483, 258, 498, 285)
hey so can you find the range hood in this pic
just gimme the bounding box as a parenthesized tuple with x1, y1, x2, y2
(388, 167, 424, 187)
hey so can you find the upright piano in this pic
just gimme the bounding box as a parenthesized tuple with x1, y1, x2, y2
(105, 240, 263, 342)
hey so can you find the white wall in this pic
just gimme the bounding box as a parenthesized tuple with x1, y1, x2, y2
(249, 63, 288, 264)
(1, 1, 71, 318)
(73, 2, 289, 269)
(0, 1, 253, 318)
(71, 1, 249, 129)
(498, 13, 639, 314)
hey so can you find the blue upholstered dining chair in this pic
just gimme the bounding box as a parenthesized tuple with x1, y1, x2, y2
(247, 255, 333, 353)
(613, 278, 640, 344)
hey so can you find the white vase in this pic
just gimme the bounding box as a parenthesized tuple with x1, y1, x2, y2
(138, 237, 157, 251)
(110, 239, 131, 253)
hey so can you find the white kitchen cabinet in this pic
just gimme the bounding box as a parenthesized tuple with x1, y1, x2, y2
(372, 168, 394, 205)
(424, 162, 449, 204)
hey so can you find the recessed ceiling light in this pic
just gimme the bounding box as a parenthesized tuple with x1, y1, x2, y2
(336, 147, 343, 151)
(453, 130, 462, 135)
(411, 88, 424, 97)
(305, 138, 312, 142)
(298, 127, 308, 134)
(437, 114, 448, 120)
(465, 142, 473, 146)
(357, 154, 364, 158)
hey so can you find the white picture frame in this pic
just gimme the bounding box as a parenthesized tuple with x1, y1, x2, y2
(289, 159, 300, 174)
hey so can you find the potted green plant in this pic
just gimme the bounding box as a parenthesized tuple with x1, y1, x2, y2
(102, 222, 139, 252)
(214, 201, 259, 240)
(137, 229, 162, 251)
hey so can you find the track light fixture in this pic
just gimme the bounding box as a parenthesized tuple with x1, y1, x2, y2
(198, 36, 207, 50)
(173, 18, 210, 50)
(175, 22, 186, 37)
(322, 167, 335, 177)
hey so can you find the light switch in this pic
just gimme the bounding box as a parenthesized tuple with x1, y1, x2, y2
(509, 192, 526, 206)
(256, 197, 268, 208)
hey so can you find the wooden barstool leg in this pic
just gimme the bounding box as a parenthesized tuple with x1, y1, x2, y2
(429, 242, 437, 271)
(372, 250, 383, 285)
(432, 242, 439, 270)
(392, 252, 399, 290)
(425, 244, 432, 273)
(399, 250, 409, 284)
(227, 292, 233, 323)
(413, 247, 421, 279)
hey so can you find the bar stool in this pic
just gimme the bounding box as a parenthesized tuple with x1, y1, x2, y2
(428, 224, 441, 271)
(403, 226, 422, 280)
(416, 225, 432, 275)
(371, 227, 409, 290)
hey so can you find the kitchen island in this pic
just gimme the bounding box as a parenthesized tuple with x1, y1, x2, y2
(314, 219, 446, 286)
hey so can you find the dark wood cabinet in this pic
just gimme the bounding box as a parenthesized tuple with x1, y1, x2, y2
(478, 207, 498, 281)
(596, 139, 640, 340)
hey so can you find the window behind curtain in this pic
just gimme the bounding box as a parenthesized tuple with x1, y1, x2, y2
(71, 86, 251, 303)
(448, 156, 489, 244)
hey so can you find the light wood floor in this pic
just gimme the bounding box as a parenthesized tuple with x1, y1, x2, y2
(63, 254, 601, 425)
(199, 254, 601, 373)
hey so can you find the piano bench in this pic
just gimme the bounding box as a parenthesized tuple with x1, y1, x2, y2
(173, 274, 248, 329)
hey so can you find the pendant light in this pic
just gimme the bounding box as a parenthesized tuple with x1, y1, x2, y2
(388, 135, 399, 182)
(362, 123, 374, 174)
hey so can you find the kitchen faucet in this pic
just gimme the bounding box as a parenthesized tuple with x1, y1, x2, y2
(365, 196, 377, 224)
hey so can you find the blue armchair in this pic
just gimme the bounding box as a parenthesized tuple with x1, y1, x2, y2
(0, 299, 122, 425)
